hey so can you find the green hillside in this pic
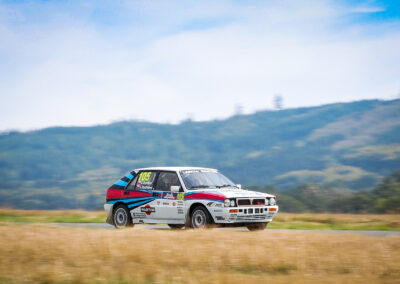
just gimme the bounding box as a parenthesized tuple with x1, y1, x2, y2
(0, 99, 399, 210)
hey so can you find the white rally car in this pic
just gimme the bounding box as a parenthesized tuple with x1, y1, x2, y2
(104, 167, 278, 231)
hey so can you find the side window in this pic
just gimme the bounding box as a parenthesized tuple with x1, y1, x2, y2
(135, 171, 157, 190)
(155, 172, 181, 191)
(126, 175, 138, 190)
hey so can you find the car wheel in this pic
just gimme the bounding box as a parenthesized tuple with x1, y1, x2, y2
(246, 222, 268, 231)
(168, 224, 185, 229)
(190, 206, 212, 229)
(113, 204, 133, 229)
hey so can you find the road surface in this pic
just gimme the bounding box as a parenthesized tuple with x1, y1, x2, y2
(49, 223, 400, 237)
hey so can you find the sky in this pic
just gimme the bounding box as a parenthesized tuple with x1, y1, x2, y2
(0, 0, 399, 131)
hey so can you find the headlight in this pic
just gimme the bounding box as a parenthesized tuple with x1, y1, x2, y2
(265, 198, 269, 206)
(269, 198, 276, 206)
(224, 199, 230, 207)
(230, 199, 236, 207)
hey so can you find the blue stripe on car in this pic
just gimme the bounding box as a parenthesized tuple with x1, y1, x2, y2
(125, 173, 134, 180)
(107, 196, 155, 204)
(185, 198, 224, 203)
(114, 180, 128, 187)
(127, 199, 155, 208)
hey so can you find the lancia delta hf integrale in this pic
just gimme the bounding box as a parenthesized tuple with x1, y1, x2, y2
(104, 167, 278, 231)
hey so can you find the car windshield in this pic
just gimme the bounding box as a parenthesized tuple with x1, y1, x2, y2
(180, 170, 237, 190)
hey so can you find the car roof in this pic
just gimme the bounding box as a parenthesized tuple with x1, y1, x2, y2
(133, 166, 218, 172)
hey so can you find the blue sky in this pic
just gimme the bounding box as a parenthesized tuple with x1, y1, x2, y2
(0, 0, 399, 131)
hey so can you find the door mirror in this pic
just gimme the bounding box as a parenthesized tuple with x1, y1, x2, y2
(237, 184, 242, 189)
(171, 186, 180, 192)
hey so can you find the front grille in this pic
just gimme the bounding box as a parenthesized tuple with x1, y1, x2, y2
(252, 199, 265, 206)
(238, 198, 266, 206)
(237, 199, 251, 206)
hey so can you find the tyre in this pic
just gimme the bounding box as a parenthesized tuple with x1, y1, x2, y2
(113, 204, 133, 229)
(190, 206, 212, 229)
(246, 222, 268, 231)
(168, 224, 185, 229)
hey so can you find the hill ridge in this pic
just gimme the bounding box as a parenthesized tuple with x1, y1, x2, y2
(0, 99, 399, 209)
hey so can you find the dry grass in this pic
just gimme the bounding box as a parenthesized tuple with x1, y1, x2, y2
(271, 212, 400, 231)
(0, 223, 399, 283)
(0, 208, 107, 223)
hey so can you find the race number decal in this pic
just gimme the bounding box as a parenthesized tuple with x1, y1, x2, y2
(177, 193, 184, 200)
(139, 172, 151, 182)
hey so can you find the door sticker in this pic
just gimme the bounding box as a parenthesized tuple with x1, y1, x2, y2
(162, 192, 177, 200)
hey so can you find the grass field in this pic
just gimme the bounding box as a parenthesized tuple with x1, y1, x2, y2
(0, 208, 106, 223)
(0, 223, 399, 283)
(1, 208, 399, 231)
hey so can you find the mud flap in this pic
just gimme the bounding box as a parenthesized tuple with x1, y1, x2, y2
(106, 214, 115, 226)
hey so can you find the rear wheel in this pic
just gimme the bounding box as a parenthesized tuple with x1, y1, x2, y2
(168, 224, 185, 230)
(246, 222, 268, 231)
(190, 206, 212, 229)
(113, 204, 133, 229)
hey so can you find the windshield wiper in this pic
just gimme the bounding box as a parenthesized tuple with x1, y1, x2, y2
(189, 185, 213, 189)
(216, 184, 236, 189)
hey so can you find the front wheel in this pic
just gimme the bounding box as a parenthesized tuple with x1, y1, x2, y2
(246, 222, 268, 231)
(190, 206, 212, 229)
(113, 205, 133, 229)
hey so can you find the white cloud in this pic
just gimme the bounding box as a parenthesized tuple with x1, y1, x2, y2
(0, 0, 399, 131)
(350, 5, 385, 14)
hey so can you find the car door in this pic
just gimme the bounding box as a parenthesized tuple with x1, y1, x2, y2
(152, 171, 185, 224)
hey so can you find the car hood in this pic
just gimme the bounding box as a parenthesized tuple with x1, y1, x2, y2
(187, 187, 275, 199)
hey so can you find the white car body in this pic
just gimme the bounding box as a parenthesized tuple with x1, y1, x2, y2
(105, 167, 279, 227)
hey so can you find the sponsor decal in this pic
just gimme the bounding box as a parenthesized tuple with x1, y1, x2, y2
(141, 205, 155, 215)
(177, 200, 184, 206)
(137, 185, 153, 190)
(177, 193, 184, 200)
(172, 202, 176, 206)
(213, 209, 223, 213)
(163, 202, 170, 206)
(132, 212, 147, 219)
(181, 169, 217, 174)
(177, 208, 184, 214)
(162, 192, 177, 200)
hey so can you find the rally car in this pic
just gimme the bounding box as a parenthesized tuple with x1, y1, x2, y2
(104, 167, 278, 231)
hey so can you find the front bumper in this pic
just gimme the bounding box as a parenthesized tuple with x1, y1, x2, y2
(212, 206, 279, 224)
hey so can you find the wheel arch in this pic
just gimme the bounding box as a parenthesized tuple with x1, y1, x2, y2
(186, 202, 215, 226)
(112, 201, 126, 213)
(107, 202, 130, 225)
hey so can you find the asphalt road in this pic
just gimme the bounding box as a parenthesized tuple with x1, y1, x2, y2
(50, 223, 400, 237)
